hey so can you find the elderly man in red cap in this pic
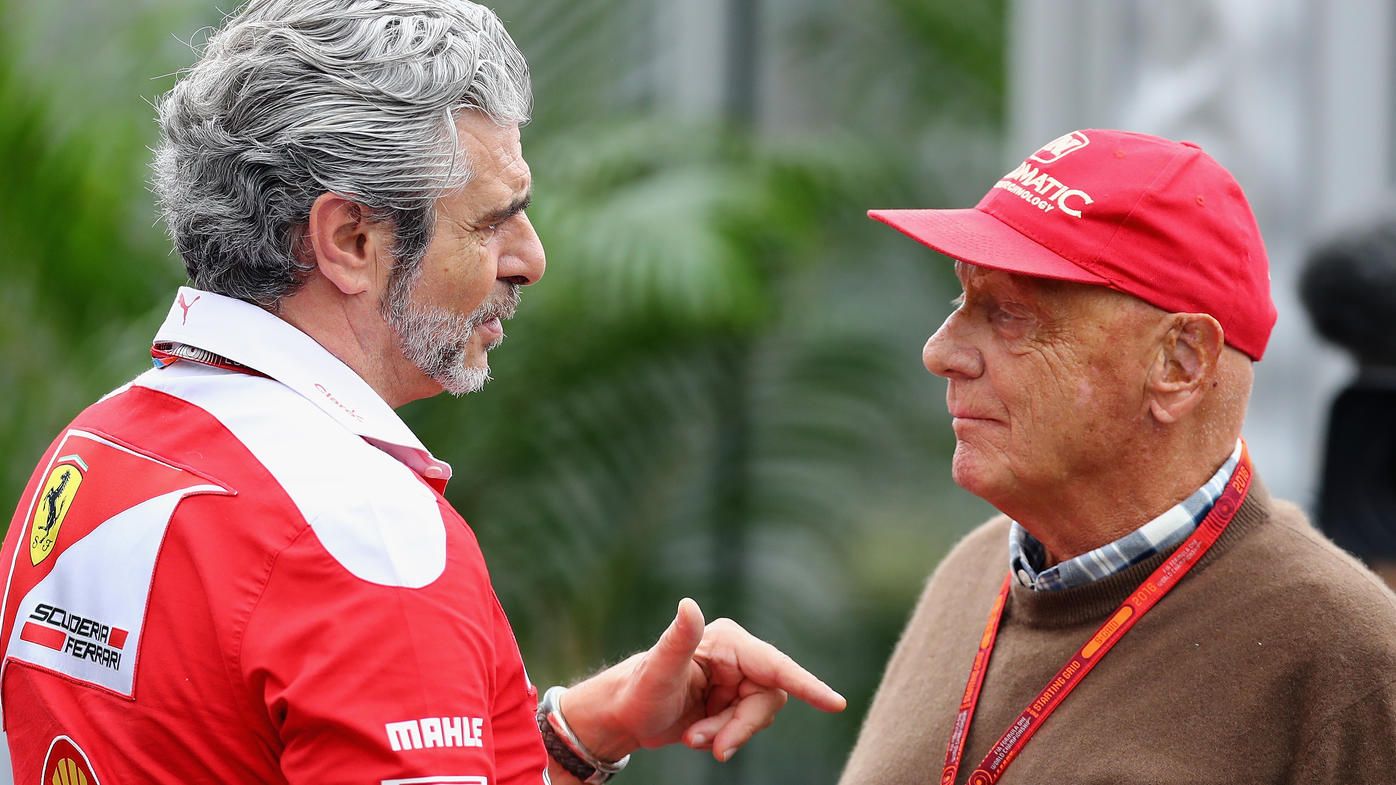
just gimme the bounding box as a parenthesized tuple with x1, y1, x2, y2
(841, 130, 1396, 785)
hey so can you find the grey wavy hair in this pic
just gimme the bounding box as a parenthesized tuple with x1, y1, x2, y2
(152, 0, 532, 307)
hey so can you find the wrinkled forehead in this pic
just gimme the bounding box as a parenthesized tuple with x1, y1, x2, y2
(953, 260, 1073, 299)
(953, 260, 1161, 320)
(452, 111, 530, 195)
(455, 112, 526, 171)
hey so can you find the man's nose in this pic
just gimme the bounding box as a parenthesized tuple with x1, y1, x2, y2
(499, 213, 546, 286)
(922, 314, 983, 379)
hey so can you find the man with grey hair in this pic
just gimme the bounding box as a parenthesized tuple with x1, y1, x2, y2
(0, 2, 844, 783)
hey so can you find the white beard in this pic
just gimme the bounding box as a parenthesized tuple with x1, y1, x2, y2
(384, 268, 520, 396)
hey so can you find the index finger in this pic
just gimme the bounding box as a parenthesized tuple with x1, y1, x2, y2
(700, 622, 846, 713)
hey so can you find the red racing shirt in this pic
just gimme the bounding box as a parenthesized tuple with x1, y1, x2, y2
(0, 288, 548, 784)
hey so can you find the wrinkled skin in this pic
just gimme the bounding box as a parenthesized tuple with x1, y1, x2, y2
(922, 263, 1177, 557)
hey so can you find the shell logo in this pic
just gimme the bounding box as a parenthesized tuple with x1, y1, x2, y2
(41, 736, 101, 785)
(49, 759, 87, 785)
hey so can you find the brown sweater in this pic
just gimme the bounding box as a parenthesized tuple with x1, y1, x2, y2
(840, 483, 1396, 784)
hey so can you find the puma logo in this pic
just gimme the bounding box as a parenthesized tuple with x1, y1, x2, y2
(177, 293, 201, 325)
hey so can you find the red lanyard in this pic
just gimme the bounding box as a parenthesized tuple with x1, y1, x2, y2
(941, 444, 1254, 785)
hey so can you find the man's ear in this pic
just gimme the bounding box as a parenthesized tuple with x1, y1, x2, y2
(1145, 313, 1225, 424)
(303, 193, 392, 296)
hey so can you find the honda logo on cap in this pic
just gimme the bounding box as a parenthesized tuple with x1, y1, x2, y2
(1030, 131, 1090, 164)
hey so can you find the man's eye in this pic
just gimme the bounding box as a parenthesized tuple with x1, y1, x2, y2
(484, 211, 522, 234)
(989, 305, 1030, 328)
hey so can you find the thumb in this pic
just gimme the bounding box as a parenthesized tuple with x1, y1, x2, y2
(642, 597, 705, 687)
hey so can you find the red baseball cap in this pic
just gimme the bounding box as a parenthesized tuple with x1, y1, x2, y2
(870, 129, 1276, 360)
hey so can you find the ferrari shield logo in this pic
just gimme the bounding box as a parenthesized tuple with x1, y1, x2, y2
(30, 459, 86, 566)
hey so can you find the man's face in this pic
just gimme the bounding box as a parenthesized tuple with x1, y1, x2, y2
(922, 264, 1158, 511)
(384, 112, 544, 396)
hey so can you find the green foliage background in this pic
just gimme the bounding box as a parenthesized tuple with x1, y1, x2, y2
(0, 1, 1004, 782)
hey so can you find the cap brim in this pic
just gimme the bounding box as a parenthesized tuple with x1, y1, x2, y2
(868, 208, 1109, 285)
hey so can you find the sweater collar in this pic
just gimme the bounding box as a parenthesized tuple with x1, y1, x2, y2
(1007, 477, 1273, 628)
(1010, 440, 1244, 591)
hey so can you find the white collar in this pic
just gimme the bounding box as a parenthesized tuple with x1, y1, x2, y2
(152, 286, 452, 485)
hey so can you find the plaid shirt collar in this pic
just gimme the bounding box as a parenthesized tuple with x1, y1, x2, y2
(1009, 440, 1244, 592)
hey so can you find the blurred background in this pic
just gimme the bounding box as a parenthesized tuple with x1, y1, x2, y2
(0, 0, 1387, 782)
